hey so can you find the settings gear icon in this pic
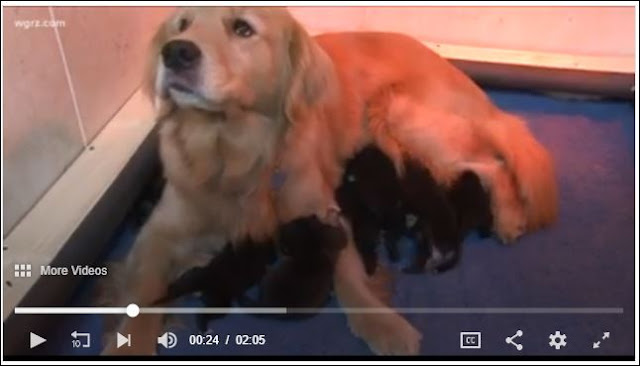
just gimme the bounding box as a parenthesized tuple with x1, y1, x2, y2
(549, 330, 567, 349)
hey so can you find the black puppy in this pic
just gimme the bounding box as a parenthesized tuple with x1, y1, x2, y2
(158, 146, 492, 325)
(153, 238, 275, 329)
(336, 145, 492, 274)
(414, 169, 493, 273)
(335, 146, 405, 274)
(449, 171, 493, 240)
(336, 147, 407, 274)
(253, 216, 346, 313)
(155, 216, 346, 326)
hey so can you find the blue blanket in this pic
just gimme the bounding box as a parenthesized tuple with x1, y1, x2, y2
(40, 89, 635, 356)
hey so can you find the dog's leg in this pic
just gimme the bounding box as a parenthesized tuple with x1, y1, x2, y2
(101, 223, 177, 355)
(333, 227, 422, 355)
(488, 168, 527, 243)
(101, 188, 216, 355)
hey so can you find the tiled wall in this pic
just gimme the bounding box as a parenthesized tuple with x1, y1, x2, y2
(2, 7, 173, 236)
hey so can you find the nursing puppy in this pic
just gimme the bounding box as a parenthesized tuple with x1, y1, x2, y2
(155, 216, 346, 325)
(105, 7, 556, 355)
(159, 146, 492, 324)
(449, 171, 494, 240)
(256, 216, 347, 311)
(337, 145, 492, 275)
(414, 170, 494, 273)
(152, 238, 276, 329)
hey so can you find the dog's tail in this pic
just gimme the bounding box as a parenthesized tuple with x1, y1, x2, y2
(482, 112, 558, 231)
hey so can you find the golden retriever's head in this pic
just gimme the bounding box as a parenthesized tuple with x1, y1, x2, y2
(148, 7, 331, 122)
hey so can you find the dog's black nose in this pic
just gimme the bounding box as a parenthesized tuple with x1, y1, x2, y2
(162, 40, 201, 71)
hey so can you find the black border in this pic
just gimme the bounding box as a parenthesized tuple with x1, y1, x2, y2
(3, 355, 636, 361)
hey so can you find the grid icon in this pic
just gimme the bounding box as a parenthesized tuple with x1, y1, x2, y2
(14, 264, 32, 278)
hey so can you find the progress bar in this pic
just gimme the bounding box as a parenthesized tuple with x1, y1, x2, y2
(14, 306, 624, 317)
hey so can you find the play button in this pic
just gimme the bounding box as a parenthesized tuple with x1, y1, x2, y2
(30, 332, 46, 349)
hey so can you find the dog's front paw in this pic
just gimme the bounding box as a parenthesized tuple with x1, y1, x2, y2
(348, 311, 422, 355)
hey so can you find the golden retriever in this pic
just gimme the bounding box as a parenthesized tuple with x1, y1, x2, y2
(102, 7, 557, 355)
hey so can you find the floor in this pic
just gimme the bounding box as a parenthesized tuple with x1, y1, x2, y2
(37, 88, 636, 357)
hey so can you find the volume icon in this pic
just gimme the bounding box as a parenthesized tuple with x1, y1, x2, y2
(157, 332, 177, 349)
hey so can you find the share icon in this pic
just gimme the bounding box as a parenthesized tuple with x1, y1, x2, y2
(506, 329, 523, 351)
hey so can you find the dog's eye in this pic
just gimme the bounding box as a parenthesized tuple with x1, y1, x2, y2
(177, 17, 191, 32)
(232, 18, 255, 38)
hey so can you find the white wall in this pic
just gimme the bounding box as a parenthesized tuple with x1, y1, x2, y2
(3, 6, 634, 236)
(290, 6, 635, 57)
(2, 6, 172, 236)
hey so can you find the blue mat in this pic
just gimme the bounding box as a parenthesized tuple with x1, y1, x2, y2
(40, 89, 635, 356)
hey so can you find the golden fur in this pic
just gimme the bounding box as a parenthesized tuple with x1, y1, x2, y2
(103, 7, 557, 355)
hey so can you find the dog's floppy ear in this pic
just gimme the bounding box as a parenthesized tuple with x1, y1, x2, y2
(284, 21, 333, 124)
(143, 21, 167, 99)
(143, 16, 176, 115)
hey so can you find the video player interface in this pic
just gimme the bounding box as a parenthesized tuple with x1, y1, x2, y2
(2, 4, 637, 362)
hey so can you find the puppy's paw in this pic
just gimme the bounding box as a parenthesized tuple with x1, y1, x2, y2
(424, 250, 457, 274)
(348, 311, 422, 355)
(319, 204, 343, 227)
